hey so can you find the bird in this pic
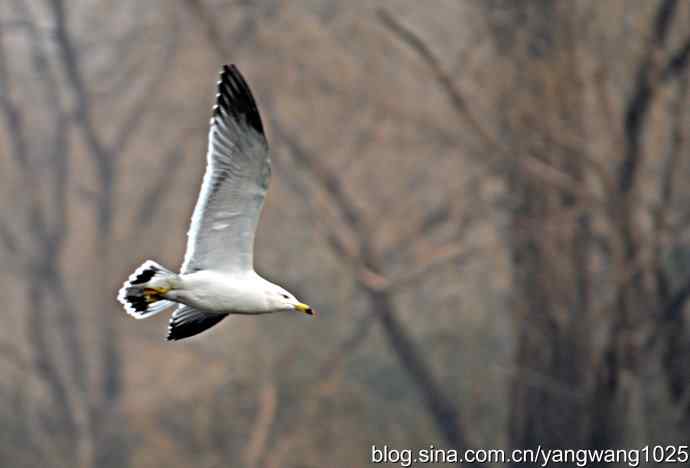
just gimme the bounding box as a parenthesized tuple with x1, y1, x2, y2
(117, 64, 314, 341)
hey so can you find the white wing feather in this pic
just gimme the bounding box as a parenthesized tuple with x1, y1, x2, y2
(181, 65, 270, 274)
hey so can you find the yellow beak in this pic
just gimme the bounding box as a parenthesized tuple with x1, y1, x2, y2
(294, 303, 315, 316)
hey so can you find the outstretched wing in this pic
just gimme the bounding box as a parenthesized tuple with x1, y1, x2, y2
(167, 305, 228, 341)
(181, 64, 270, 274)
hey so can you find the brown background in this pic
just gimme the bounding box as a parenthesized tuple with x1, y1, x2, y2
(1, 1, 689, 467)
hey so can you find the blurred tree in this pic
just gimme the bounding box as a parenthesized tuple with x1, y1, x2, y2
(1, 1, 688, 468)
(378, 0, 690, 464)
(0, 0, 180, 466)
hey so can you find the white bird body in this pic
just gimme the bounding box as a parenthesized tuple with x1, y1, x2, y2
(117, 65, 313, 340)
(165, 270, 283, 315)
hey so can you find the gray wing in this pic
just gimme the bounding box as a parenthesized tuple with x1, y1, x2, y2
(181, 65, 270, 274)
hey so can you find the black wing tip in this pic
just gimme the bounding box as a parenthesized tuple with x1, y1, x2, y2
(130, 267, 156, 285)
(222, 64, 236, 75)
(166, 312, 229, 342)
(212, 64, 264, 135)
(124, 293, 149, 313)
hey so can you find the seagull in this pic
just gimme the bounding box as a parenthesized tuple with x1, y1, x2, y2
(117, 64, 313, 341)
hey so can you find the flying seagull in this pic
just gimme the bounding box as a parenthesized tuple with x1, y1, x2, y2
(117, 64, 313, 341)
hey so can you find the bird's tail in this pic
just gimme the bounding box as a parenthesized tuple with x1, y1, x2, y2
(117, 260, 178, 319)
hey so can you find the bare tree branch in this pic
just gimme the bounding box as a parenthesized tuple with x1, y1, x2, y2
(269, 109, 484, 466)
(661, 36, 690, 81)
(110, 12, 179, 158)
(243, 382, 277, 468)
(376, 8, 606, 207)
(618, 0, 681, 194)
(183, 0, 230, 58)
(134, 146, 187, 227)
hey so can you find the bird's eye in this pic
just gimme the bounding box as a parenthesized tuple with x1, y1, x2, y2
(281, 294, 289, 299)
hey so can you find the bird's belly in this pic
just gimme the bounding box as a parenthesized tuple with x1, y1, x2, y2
(174, 272, 266, 314)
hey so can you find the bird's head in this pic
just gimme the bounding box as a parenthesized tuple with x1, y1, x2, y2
(268, 286, 314, 316)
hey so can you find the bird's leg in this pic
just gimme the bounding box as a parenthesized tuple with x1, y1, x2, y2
(143, 287, 170, 303)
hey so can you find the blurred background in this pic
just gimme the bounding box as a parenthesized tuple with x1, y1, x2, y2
(1, 1, 689, 467)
